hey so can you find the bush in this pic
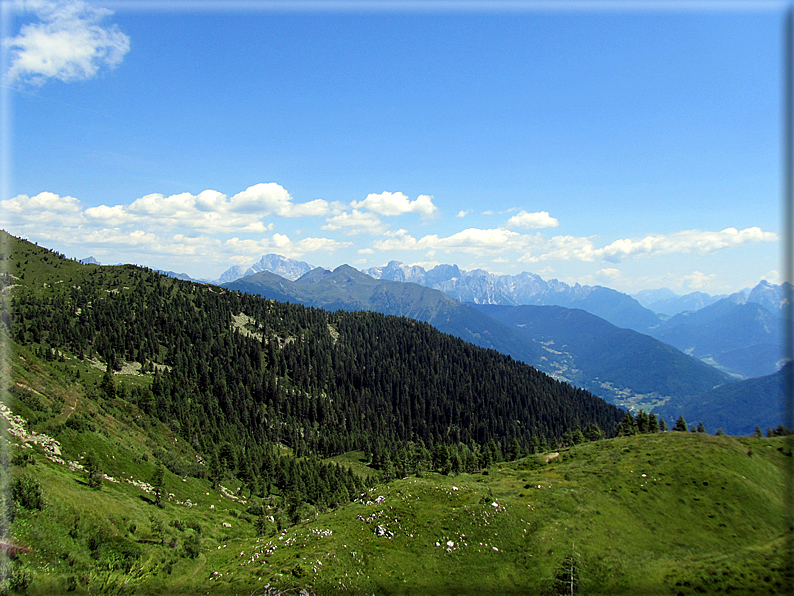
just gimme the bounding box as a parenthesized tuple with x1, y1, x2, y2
(12, 474, 43, 510)
(65, 413, 94, 432)
(169, 519, 186, 532)
(183, 532, 200, 559)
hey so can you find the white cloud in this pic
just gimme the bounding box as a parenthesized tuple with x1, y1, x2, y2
(352, 191, 437, 217)
(372, 229, 418, 251)
(762, 270, 781, 285)
(518, 234, 597, 263)
(229, 183, 329, 217)
(4, 0, 130, 86)
(682, 271, 718, 290)
(2, 191, 81, 216)
(597, 268, 621, 281)
(225, 234, 350, 259)
(322, 209, 386, 235)
(2, 185, 328, 238)
(457, 210, 469, 218)
(373, 227, 528, 255)
(596, 227, 778, 263)
(505, 210, 559, 229)
(84, 203, 129, 226)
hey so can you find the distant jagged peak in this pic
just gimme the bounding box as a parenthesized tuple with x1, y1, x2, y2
(218, 254, 314, 284)
(79, 256, 100, 265)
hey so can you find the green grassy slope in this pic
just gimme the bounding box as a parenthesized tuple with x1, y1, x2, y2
(3, 343, 790, 595)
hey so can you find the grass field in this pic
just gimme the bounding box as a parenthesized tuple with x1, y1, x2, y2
(4, 345, 791, 595)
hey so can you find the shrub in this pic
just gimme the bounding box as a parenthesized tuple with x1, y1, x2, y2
(169, 519, 186, 532)
(187, 520, 202, 534)
(12, 473, 43, 510)
(65, 413, 93, 432)
(183, 532, 200, 559)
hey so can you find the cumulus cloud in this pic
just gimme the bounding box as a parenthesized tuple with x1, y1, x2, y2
(322, 209, 386, 235)
(373, 227, 528, 255)
(224, 234, 350, 259)
(352, 192, 437, 217)
(372, 229, 419, 251)
(2, 191, 81, 217)
(229, 183, 329, 217)
(519, 234, 597, 263)
(368, 224, 777, 267)
(1, 185, 328, 237)
(505, 210, 559, 229)
(457, 210, 469, 218)
(682, 271, 718, 290)
(4, 0, 130, 85)
(762, 270, 781, 285)
(597, 268, 621, 281)
(597, 227, 778, 263)
(0, 185, 346, 275)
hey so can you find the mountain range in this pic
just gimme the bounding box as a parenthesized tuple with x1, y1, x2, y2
(218, 254, 315, 283)
(633, 287, 727, 316)
(223, 255, 788, 380)
(223, 265, 739, 417)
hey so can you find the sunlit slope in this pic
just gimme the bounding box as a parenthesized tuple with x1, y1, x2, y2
(6, 350, 789, 596)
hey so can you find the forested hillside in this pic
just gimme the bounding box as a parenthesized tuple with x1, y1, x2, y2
(2, 232, 622, 481)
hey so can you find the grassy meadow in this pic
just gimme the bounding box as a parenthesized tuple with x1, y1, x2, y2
(3, 341, 791, 595)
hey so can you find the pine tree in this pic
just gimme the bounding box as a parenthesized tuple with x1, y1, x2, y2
(617, 411, 638, 436)
(84, 450, 103, 490)
(636, 411, 649, 434)
(673, 416, 688, 432)
(648, 412, 659, 433)
(151, 462, 165, 508)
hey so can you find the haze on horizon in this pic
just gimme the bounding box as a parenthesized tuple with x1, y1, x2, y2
(0, 0, 783, 295)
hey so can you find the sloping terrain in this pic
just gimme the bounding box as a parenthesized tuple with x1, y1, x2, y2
(650, 295, 783, 379)
(658, 363, 789, 436)
(2, 351, 789, 595)
(474, 304, 732, 414)
(223, 265, 552, 370)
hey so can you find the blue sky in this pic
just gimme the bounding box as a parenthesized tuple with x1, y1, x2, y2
(1, 0, 784, 294)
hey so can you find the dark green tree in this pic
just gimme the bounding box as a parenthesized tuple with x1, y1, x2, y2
(84, 450, 103, 490)
(151, 463, 165, 508)
(99, 367, 116, 400)
(673, 416, 688, 432)
(636, 410, 649, 434)
(509, 437, 522, 461)
(617, 411, 638, 436)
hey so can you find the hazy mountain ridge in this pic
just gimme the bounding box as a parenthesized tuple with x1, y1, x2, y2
(473, 303, 732, 415)
(649, 291, 785, 379)
(366, 261, 663, 332)
(657, 362, 791, 436)
(634, 288, 727, 316)
(214, 254, 786, 380)
(218, 254, 315, 284)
